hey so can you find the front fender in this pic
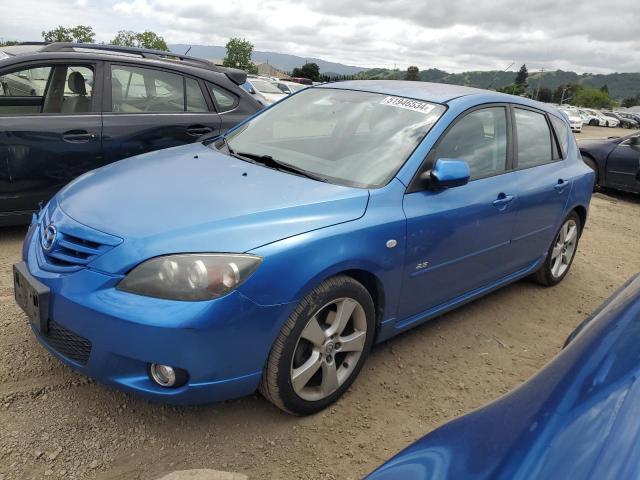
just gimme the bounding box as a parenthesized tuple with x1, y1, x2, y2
(238, 180, 407, 325)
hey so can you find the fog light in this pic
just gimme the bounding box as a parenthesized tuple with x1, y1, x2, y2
(150, 364, 176, 387)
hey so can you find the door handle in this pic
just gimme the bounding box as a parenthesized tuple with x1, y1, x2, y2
(186, 125, 214, 136)
(493, 193, 515, 208)
(554, 179, 570, 192)
(62, 130, 96, 143)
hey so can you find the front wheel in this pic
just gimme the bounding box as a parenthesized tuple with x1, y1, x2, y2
(260, 275, 375, 415)
(532, 212, 581, 286)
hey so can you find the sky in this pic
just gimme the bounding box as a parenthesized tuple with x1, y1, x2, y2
(1, 0, 639, 74)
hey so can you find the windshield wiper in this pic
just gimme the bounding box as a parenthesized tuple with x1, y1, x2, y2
(234, 151, 329, 183)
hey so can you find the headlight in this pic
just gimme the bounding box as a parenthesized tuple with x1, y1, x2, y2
(117, 254, 262, 301)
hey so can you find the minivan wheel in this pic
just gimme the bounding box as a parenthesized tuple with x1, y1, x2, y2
(260, 275, 375, 415)
(532, 211, 581, 287)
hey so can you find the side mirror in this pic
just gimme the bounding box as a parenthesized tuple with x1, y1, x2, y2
(630, 136, 640, 146)
(420, 158, 470, 189)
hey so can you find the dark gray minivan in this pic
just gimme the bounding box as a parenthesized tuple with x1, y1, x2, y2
(0, 43, 261, 225)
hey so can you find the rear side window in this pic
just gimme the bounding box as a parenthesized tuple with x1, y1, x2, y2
(111, 65, 184, 113)
(549, 114, 569, 158)
(432, 107, 508, 179)
(515, 108, 554, 168)
(208, 83, 238, 112)
(185, 78, 208, 112)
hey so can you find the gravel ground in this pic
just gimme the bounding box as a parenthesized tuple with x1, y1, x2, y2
(0, 127, 638, 480)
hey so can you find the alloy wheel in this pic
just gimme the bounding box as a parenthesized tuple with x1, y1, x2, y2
(550, 219, 578, 279)
(290, 298, 367, 402)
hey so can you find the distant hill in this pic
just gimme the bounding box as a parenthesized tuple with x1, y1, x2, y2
(356, 67, 640, 100)
(169, 44, 368, 76)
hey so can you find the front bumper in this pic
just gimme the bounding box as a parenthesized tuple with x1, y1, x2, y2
(21, 227, 295, 405)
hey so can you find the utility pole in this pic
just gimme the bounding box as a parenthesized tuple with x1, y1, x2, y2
(534, 68, 544, 100)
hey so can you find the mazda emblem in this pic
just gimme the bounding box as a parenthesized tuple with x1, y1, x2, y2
(42, 224, 58, 251)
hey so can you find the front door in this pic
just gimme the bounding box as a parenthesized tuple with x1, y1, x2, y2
(399, 105, 519, 319)
(102, 63, 221, 163)
(0, 62, 102, 220)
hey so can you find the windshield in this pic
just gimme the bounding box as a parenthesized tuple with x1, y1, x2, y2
(250, 79, 284, 94)
(223, 88, 445, 188)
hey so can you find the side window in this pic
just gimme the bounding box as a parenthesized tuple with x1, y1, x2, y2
(432, 107, 508, 179)
(515, 108, 554, 168)
(0, 65, 94, 115)
(207, 83, 238, 112)
(185, 78, 208, 112)
(111, 65, 184, 113)
(0, 66, 51, 97)
(549, 114, 569, 159)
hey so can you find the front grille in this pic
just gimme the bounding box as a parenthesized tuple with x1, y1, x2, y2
(45, 320, 92, 365)
(36, 204, 122, 273)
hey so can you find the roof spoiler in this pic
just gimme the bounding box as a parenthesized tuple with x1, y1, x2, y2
(220, 67, 247, 86)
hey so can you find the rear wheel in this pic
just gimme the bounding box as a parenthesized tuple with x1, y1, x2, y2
(532, 212, 581, 286)
(260, 275, 375, 415)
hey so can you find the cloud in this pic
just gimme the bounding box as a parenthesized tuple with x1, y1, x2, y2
(0, 0, 638, 73)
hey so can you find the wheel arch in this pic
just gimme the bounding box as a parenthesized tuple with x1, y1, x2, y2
(580, 151, 600, 184)
(572, 205, 588, 235)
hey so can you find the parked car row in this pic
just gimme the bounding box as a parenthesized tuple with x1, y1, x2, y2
(557, 104, 640, 129)
(241, 75, 312, 106)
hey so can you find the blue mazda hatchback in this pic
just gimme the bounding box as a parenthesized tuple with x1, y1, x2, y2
(14, 81, 594, 415)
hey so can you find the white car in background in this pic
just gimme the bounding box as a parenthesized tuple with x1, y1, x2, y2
(244, 77, 287, 105)
(578, 109, 604, 126)
(275, 80, 309, 95)
(582, 108, 618, 127)
(559, 107, 583, 133)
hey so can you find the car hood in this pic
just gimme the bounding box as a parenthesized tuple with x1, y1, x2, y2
(367, 274, 640, 480)
(56, 142, 369, 274)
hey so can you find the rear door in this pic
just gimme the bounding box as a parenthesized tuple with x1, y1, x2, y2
(101, 63, 222, 163)
(510, 107, 573, 267)
(606, 136, 640, 192)
(0, 61, 103, 219)
(206, 81, 250, 133)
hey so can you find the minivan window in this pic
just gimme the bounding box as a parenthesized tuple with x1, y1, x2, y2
(432, 107, 508, 179)
(515, 108, 554, 168)
(225, 88, 445, 188)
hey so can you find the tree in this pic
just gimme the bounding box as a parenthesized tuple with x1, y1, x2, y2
(42, 25, 95, 43)
(292, 63, 320, 82)
(110, 30, 168, 51)
(405, 66, 420, 81)
(600, 84, 609, 94)
(515, 64, 528, 87)
(571, 87, 613, 109)
(222, 38, 258, 74)
(537, 86, 553, 103)
(0, 40, 19, 46)
(621, 96, 639, 108)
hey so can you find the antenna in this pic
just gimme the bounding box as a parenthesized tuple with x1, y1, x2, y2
(184, 46, 192, 55)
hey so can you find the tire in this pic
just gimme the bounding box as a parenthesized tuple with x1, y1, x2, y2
(581, 155, 599, 189)
(532, 211, 581, 287)
(589, 119, 597, 126)
(260, 275, 375, 415)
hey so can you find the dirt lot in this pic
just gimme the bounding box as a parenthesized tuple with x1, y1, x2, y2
(1, 127, 639, 480)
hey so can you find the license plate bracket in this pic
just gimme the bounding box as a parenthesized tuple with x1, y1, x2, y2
(13, 262, 49, 334)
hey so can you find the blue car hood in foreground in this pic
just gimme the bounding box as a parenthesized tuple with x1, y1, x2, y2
(368, 273, 640, 480)
(56, 143, 369, 274)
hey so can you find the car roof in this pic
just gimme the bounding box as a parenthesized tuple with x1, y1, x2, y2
(316, 80, 560, 113)
(0, 43, 248, 85)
